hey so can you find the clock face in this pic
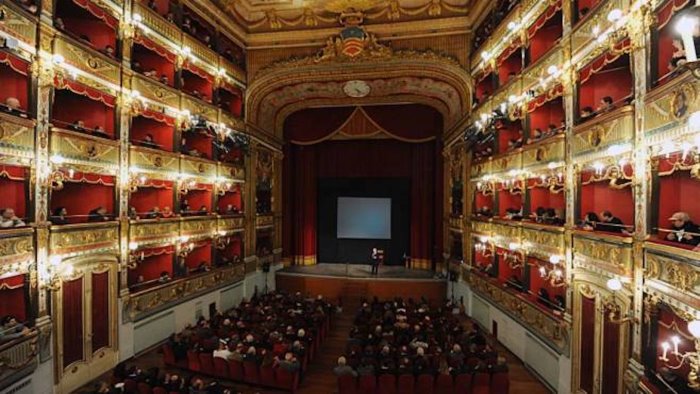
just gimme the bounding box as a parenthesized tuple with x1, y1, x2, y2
(343, 80, 371, 98)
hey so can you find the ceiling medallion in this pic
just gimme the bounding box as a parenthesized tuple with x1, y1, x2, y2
(343, 80, 371, 97)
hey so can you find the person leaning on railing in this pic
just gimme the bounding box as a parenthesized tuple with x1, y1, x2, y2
(664, 212, 700, 249)
(0, 208, 25, 228)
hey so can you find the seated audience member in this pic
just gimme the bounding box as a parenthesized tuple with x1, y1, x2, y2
(70, 119, 86, 131)
(2, 97, 26, 117)
(0, 315, 29, 343)
(547, 124, 559, 136)
(488, 356, 509, 373)
(504, 208, 523, 221)
(597, 96, 615, 113)
(554, 295, 566, 310)
(580, 106, 595, 121)
(508, 71, 517, 81)
(531, 206, 546, 223)
(159, 75, 169, 85)
(180, 200, 191, 215)
(537, 288, 551, 306)
(166, 12, 175, 23)
(666, 212, 700, 247)
(141, 133, 158, 149)
(93, 126, 108, 137)
(528, 128, 543, 143)
(579, 212, 600, 231)
(0, 208, 25, 228)
(507, 134, 523, 150)
(158, 271, 170, 283)
(279, 352, 300, 373)
(476, 206, 493, 218)
(79, 34, 91, 43)
(194, 261, 210, 273)
(131, 60, 143, 73)
(102, 45, 115, 57)
(50, 207, 69, 225)
(597, 210, 629, 234)
(18, 0, 37, 13)
(544, 208, 565, 226)
(146, 206, 162, 219)
(580, 7, 590, 17)
(87, 206, 109, 222)
(161, 206, 174, 218)
(198, 205, 208, 215)
(147, 0, 157, 10)
(334, 356, 357, 377)
(669, 38, 688, 72)
(128, 206, 139, 220)
(54, 17, 65, 30)
(213, 339, 232, 359)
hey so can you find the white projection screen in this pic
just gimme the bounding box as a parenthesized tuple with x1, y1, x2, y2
(337, 197, 391, 239)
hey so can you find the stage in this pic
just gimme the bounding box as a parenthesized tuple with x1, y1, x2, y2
(275, 263, 447, 304)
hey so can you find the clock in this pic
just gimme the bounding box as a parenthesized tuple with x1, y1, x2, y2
(343, 80, 371, 98)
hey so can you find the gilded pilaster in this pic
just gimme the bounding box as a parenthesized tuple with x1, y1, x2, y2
(272, 150, 283, 262)
(245, 141, 258, 260)
(117, 91, 132, 296)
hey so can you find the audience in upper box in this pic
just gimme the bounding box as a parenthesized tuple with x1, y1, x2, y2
(507, 131, 523, 150)
(87, 206, 110, 222)
(0, 208, 25, 228)
(16, 0, 38, 14)
(527, 123, 564, 144)
(579, 210, 631, 235)
(0, 97, 28, 118)
(665, 212, 700, 248)
(475, 206, 493, 218)
(0, 315, 30, 343)
(596, 96, 615, 114)
(530, 207, 564, 226)
(503, 208, 523, 221)
(669, 38, 688, 72)
(50, 207, 69, 225)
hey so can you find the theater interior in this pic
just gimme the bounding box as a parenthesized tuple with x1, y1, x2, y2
(0, 0, 699, 393)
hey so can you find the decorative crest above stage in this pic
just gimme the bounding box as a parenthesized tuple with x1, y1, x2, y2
(316, 8, 391, 62)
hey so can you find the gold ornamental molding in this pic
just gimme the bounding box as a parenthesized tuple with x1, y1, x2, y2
(0, 329, 39, 383)
(49, 223, 119, 255)
(0, 1, 38, 48)
(50, 128, 119, 170)
(181, 217, 218, 237)
(644, 245, 700, 310)
(0, 228, 34, 267)
(129, 146, 180, 176)
(571, 106, 635, 157)
(218, 216, 245, 232)
(572, 231, 633, 277)
(0, 112, 35, 160)
(468, 272, 570, 354)
(644, 71, 700, 142)
(123, 264, 244, 322)
(256, 214, 274, 229)
(129, 220, 181, 244)
(470, 219, 492, 236)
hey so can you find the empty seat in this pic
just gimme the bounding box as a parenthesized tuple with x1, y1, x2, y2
(198, 353, 215, 376)
(416, 374, 434, 394)
(186, 350, 200, 372)
(260, 364, 275, 386)
(472, 372, 490, 394)
(490, 371, 510, 394)
(378, 374, 397, 394)
(152, 387, 167, 394)
(338, 375, 358, 394)
(359, 375, 377, 394)
(213, 357, 229, 378)
(435, 374, 454, 393)
(454, 373, 473, 394)
(137, 382, 152, 394)
(277, 369, 300, 392)
(397, 374, 415, 394)
(243, 360, 261, 384)
(162, 345, 175, 365)
(228, 358, 243, 380)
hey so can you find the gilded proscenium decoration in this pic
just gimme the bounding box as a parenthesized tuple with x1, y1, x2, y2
(131, 74, 181, 110)
(0, 112, 35, 159)
(217, 0, 469, 32)
(181, 156, 217, 179)
(645, 250, 700, 303)
(124, 265, 244, 322)
(0, 230, 33, 265)
(644, 72, 700, 138)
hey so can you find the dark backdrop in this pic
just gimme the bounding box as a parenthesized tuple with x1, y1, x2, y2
(317, 178, 410, 264)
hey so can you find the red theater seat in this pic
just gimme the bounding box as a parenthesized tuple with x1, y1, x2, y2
(198, 353, 215, 375)
(490, 371, 510, 394)
(359, 375, 377, 394)
(228, 359, 243, 380)
(186, 350, 200, 371)
(152, 388, 167, 394)
(162, 344, 175, 365)
(276, 369, 299, 392)
(435, 374, 454, 392)
(455, 373, 473, 394)
(338, 375, 358, 394)
(137, 382, 152, 394)
(213, 357, 229, 378)
(397, 374, 415, 394)
(243, 360, 260, 384)
(472, 372, 490, 394)
(378, 374, 397, 394)
(416, 374, 434, 394)
(260, 364, 275, 386)
(123, 379, 137, 393)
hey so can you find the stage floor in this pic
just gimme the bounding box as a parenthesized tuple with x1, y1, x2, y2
(277, 263, 439, 280)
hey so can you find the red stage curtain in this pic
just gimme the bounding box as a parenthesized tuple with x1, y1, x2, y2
(579, 294, 596, 393)
(0, 165, 28, 220)
(62, 277, 84, 368)
(0, 55, 29, 111)
(131, 115, 175, 151)
(91, 271, 109, 351)
(602, 307, 622, 394)
(0, 275, 26, 321)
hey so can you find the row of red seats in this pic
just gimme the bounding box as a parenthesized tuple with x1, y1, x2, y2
(120, 378, 184, 394)
(337, 371, 509, 394)
(162, 314, 331, 393)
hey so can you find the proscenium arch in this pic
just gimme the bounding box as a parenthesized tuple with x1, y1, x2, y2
(246, 53, 473, 139)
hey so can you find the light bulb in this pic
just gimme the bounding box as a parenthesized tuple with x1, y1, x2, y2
(688, 320, 700, 338)
(671, 335, 681, 345)
(52, 54, 65, 64)
(481, 51, 489, 60)
(508, 242, 519, 251)
(539, 266, 546, 276)
(607, 9, 623, 22)
(133, 13, 143, 23)
(547, 65, 559, 75)
(129, 242, 138, 251)
(662, 341, 670, 350)
(688, 111, 700, 132)
(507, 22, 517, 30)
(676, 15, 699, 36)
(49, 255, 62, 266)
(607, 278, 622, 291)
(549, 255, 561, 265)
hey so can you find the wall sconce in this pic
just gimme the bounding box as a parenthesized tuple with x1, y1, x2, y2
(604, 278, 639, 325)
(179, 178, 196, 195)
(41, 255, 73, 291)
(216, 179, 233, 196)
(535, 256, 567, 288)
(128, 174, 147, 193)
(658, 320, 700, 390)
(498, 242, 525, 270)
(214, 230, 230, 250)
(476, 176, 496, 195)
(531, 169, 565, 194)
(125, 241, 143, 269)
(178, 236, 195, 258)
(675, 6, 700, 79)
(474, 238, 494, 258)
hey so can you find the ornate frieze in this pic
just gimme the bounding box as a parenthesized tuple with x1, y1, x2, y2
(0, 2, 37, 47)
(256, 214, 274, 229)
(643, 71, 700, 142)
(0, 329, 39, 386)
(572, 231, 633, 277)
(471, 219, 492, 236)
(492, 221, 521, 241)
(522, 136, 565, 169)
(468, 273, 570, 354)
(181, 95, 219, 122)
(53, 34, 121, 86)
(218, 162, 245, 182)
(180, 155, 217, 179)
(471, 159, 491, 180)
(50, 128, 119, 171)
(644, 245, 700, 309)
(0, 112, 35, 160)
(129, 220, 180, 244)
(123, 265, 244, 322)
(131, 74, 181, 110)
(181, 216, 218, 237)
(129, 146, 180, 175)
(49, 223, 119, 255)
(0, 228, 33, 267)
(521, 224, 565, 254)
(218, 216, 244, 232)
(491, 151, 522, 175)
(571, 106, 634, 157)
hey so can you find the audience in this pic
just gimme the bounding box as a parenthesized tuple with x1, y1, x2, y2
(0, 315, 30, 343)
(339, 297, 508, 379)
(0, 208, 25, 228)
(596, 210, 630, 234)
(666, 212, 700, 247)
(597, 96, 615, 114)
(669, 37, 688, 72)
(87, 206, 110, 222)
(50, 207, 69, 225)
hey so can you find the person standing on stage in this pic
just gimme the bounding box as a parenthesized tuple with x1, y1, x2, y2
(370, 247, 379, 275)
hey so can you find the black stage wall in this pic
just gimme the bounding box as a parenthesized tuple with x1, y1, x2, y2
(317, 178, 410, 265)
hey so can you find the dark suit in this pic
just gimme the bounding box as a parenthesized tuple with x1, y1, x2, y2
(370, 250, 379, 275)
